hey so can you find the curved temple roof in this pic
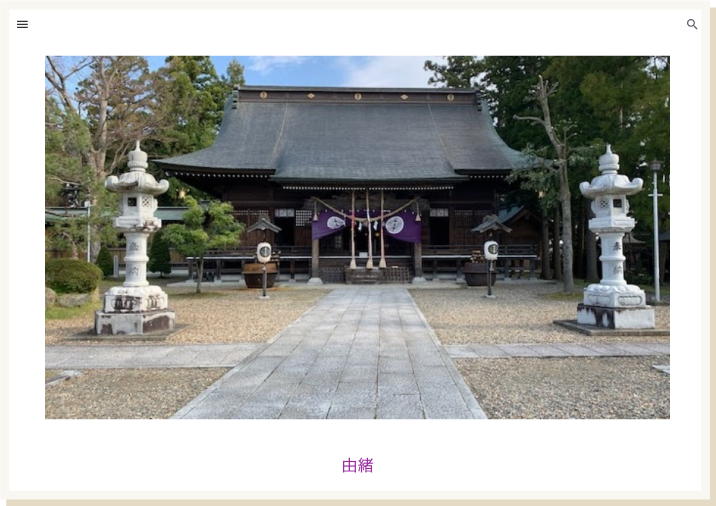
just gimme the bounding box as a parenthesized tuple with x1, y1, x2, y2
(154, 86, 526, 184)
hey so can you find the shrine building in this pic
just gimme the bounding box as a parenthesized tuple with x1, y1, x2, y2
(154, 85, 539, 283)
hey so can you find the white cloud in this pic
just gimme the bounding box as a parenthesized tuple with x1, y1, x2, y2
(247, 56, 311, 75)
(339, 56, 446, 88)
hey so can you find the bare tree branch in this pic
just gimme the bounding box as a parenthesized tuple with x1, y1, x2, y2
(45, 56, 91, 112)
(48, 175, 82, 186)
(513, 115, 547, 128)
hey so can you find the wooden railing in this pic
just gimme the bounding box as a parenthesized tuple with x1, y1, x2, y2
(423, 244, 537, 256)
(422, 244, 539, 280)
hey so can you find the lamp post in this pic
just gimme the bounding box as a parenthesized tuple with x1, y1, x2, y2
(649, 160, 663, 303)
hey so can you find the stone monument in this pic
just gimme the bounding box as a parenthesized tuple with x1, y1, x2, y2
(94, 142, 176, 335)
(577, 145, 655, 329)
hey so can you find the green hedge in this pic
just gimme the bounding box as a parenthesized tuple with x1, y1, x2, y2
(96, 245, 114, 278)
(45, 259, 102, 294)
(148, 230, 172, 276)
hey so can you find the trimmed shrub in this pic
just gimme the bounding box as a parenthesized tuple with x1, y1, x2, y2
(45, 258, 102, 294)
(96, 245, 114, 278)
(148, 230, 172, 277)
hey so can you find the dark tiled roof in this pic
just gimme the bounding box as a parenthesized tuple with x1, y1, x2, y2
(498, 205, 524, 224)
(246, 215, 282, 233)
(155, 86, 525, 183)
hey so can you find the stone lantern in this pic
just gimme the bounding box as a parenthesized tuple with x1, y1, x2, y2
(577, 145, 654, 329)
(94, 141, 176, 335)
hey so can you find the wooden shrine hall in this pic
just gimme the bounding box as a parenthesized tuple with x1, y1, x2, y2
(154, 85, 539, 283)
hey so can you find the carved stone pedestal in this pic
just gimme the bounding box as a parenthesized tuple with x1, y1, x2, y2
(102, 285, 170, 312)
(95, 309, 176, 335)
(577, 304, 655, 329)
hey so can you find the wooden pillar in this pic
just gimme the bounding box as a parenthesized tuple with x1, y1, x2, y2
(529, 258, 535, 280)
(553, 207, 563, 281)
(365, 189, 373, 270)
(349, 191, 356, 270)
(379, 189, 386, 269)
(413, 241, 423, 278)
(541, 207, 552, 280)
(311, 238, 320, 278)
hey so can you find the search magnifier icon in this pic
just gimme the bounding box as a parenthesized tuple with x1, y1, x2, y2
(687, 19, 698, 29)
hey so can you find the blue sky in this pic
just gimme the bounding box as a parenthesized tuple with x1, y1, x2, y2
(146, 56, 446, 88)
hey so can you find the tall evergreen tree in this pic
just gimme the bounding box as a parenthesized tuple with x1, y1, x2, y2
(223, 58, 246, 89)
(424, 56, 482, 88)
(148, 230, 172, 277)
(151, 56, 230, 157)
(476, 56, 552, 150)
(45, 97, 91, 206)
(148, 56, 244, 205)
(426, 56, 670, 289)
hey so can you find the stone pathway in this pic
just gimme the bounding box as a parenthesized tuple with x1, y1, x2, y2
(172, 287, 486, 419)
(446, 342, 670, 359)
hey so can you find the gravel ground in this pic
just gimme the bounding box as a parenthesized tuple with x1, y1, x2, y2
(45, 368, 230, 419)
(410, 283, 670, 344)
(45, 282, 670, 420)
(45, 287, 331, 345)
(455, 355, 670, 419)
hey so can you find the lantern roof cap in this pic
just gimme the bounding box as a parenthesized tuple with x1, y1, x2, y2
(598, 144, 620, 173)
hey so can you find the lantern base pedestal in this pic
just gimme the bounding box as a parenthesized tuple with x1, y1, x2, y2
(102, 286, 169, 313)
(583, 284, 647, 308)
(576, 303, 655, 330)
(94, 309, 176, 336)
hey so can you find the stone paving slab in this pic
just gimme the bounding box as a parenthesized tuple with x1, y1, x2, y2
(45, 344, 259, 369)
(521, 344, 573, 357)
(327, 405, 377, 419)
(636, 342, 670, 354)
(446, 342, 672, 359)
(173, 287, 487, 419)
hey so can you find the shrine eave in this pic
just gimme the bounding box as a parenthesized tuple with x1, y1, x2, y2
(279, 184, 459, 191)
